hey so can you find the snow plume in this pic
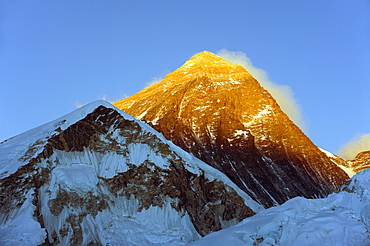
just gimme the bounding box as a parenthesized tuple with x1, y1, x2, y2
(100, 94, 110, 102)
(74, 94, 126, 108)
(217, 49, 307, 132)
(98, 94, 126, 103)
(74, 101, 85, 108)
(145, 77, 163, 87)
(337, 133, 370, 160)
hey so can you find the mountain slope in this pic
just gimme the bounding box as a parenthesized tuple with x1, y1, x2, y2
(114, 51, 349, 207)
(0, 101, 262, 245)
(320, 148, 357, 177)
(188, 168, 370, 246)
(346, 151, 370, 173)
(321, 148, 370, 177)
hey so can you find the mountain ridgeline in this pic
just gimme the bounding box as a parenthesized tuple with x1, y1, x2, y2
(0, 51, 358, 245)
(114, 51, 349, 208)
(0, 101, 261, 245)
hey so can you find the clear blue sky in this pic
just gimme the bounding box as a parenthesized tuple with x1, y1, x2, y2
(1, 1, 369, 156)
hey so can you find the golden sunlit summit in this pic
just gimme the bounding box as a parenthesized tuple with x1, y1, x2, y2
(114, 51, 349, 207)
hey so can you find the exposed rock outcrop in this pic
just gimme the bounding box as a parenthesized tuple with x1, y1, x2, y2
(114, 51, 349, 207)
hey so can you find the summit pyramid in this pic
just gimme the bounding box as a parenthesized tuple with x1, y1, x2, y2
(114, 51, 349, 207)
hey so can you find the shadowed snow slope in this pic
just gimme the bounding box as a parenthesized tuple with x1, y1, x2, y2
(0, 101, 261, 246)
(188, 168, 370, 246)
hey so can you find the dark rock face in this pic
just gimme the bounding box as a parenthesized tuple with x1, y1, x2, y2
(114, 51, 349, 207)
(0, 104, 257, 245)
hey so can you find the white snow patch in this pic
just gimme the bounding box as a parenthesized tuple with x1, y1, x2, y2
(151, 117, 160, 125)
(137, 109, 149, 120)
(193, 105, 210, 111)
(234, 130, 249, 137)
(243, 105, 272, 127)
(229, 78, 241, 84)
(338, 165, 357, 178)
(184, 62, 195, 69)
(320, 148, 339, 159)
(255, 105, 272, 119)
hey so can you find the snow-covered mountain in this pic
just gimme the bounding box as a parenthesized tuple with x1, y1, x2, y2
(114, 51, 349, 207)
(320, 148, 357, 177)
(321, 148, 370, 178)
(346, 151, 370, 174)
(1, 51, 367, 245)
(0, 101, 262, 246)
(188, 168, 370, 246)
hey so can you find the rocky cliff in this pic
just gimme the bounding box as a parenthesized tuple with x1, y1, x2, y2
(114, 51, 349, 207)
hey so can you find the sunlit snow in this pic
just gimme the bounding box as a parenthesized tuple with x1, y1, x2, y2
(243, 105, 272, 127)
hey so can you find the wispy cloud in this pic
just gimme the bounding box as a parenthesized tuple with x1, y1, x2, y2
(217, 49, 307, 132)
(119, 93, 129, 99)
(337, 133, 370, 160)
(74, 93, 129, 108)
(99, 94, 110, 102)
(74, 101, 85, 108)
(145, 77, 163, 87)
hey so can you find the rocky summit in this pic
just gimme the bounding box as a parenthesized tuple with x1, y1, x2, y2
(114, 51, 349, 207)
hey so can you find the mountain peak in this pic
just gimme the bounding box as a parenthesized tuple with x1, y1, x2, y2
(187, 51, 228, 64)
(163, 50, 252, 85)
(180, 50, 241, 70)
(114, 52, 349, 207)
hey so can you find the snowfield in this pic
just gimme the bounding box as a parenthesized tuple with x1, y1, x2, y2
(188, 168, 370, 246)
